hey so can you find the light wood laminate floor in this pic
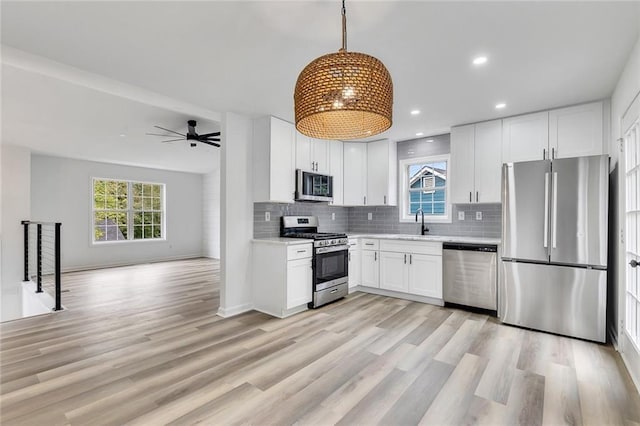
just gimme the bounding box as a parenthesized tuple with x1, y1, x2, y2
(1, 258, 639, 425)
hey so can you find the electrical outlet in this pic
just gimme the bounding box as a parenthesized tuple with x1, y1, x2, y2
(476, 211, 482, 220)
(458, 211, 465, 221)
(368, 212, 373, 221)
(331, 212, 336, 221)
(265, 211, 271, 222)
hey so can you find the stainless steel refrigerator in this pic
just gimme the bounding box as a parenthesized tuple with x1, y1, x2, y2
(500, 155, 608, 342)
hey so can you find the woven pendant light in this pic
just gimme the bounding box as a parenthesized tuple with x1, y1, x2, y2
(294, 0, 393, 140)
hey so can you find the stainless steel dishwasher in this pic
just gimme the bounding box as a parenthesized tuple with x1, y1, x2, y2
(443, 243, 498, 311)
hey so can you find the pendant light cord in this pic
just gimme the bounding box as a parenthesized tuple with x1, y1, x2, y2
(341, 0, 347, 51)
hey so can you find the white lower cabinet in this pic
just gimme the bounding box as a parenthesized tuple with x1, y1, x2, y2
(361, 249, 380, 288)
(376, 240, 443, 300)
(380, 251, 408, 293)
(348, 247, 361, 289)
(252, 241, 313, 318)
(407, 253, 442, 298)
(286, 258, 312, 309)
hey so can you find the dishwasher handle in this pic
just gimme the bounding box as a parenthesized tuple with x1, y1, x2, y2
(442, 243, 497, 253)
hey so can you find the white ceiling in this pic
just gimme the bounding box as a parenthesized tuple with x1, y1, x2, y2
(2, 63, 221, 173)
(1, 1, 639, 169)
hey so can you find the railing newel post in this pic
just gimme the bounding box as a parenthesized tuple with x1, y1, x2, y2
(54, 222, 62, 311)
(22, 221, 29, 282)
(36, 224, 43, 293)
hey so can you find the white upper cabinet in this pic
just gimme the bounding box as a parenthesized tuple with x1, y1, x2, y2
(450, 120, 501, 204)
(366, 139, 397, 206)
(328, 140, 344, 206)
(295, 133, 312, 171)
(343, 142, 368, 205)
(295, 133, 329, 173)
(253, 116, 296, 203)
(313, 139, 329, 173)
(501, 101, 605, 163)
(343, 139, 397, 206)
(450, 124, 475, 204)
(549, 101, 604, 159)
(474, 120, 502, 203)
(502, 111, 549, 163)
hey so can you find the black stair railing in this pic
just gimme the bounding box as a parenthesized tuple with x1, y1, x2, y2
(21, 220, 62, 311)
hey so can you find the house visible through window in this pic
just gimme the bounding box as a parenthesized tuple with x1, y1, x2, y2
(93, 178, 165, 243)
(399, 155, 450, 222)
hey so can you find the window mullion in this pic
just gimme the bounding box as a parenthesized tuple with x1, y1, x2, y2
(128, 182, 133, 240)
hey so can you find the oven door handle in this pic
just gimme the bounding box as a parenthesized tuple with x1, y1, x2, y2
(315, 245, 349, 254)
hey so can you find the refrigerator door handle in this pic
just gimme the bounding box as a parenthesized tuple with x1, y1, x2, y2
(552, 171, 558, 248)
(543, 172, 549, 248)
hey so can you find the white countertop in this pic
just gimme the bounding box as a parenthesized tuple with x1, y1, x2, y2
(252, 237, 314, 246)
(347, 234, 501, 245)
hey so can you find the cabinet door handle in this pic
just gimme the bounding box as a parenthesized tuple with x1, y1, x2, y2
(409, 254, 412, 264)
(297, 250, 307, 253)
(476, 191, 479, 202)
(348, 252, 351, 261)
(469, 192, 472, 203)
(384, 195, 387, 205)
(374, 252, 377, 261)
(551, 147, 555, 159)
(543, 148, 546, 160)
(363, 196, 367, 205)
(365, 243, 374, 246)
(404, 254, 407, 264)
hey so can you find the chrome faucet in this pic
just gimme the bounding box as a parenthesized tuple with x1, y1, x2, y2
(415, 208, 429, 235)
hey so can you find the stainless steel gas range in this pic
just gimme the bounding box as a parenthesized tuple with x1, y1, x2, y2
(281, 216, 348, 308)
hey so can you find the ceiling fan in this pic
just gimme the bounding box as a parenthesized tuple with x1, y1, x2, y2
(147, 120, 221, 147)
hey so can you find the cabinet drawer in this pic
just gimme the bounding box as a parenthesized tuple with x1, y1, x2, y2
(379, 239, 442, 256)
(287, 244, 313, 260)
(348, 238, 360, 249)
(361, 239, 379, 250)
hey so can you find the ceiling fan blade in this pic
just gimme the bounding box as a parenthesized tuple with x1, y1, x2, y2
(146, 132, 179, 137)
(200, 137, 220, 142)
(154, 126, 185, 137)
(199, 140, 221, 147)
(161, 139, 185, 143)
(199, 132, 221, 137)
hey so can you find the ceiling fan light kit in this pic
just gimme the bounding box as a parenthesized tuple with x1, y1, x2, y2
(294, 0, 393, 140)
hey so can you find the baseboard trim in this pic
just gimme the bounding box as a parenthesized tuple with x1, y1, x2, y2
(217, 303, 253, 318)
(620, 332, 640, 393)
(353, 286, 444, 306)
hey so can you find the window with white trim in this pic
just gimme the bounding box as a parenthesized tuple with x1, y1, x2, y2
(92, 178, 165, 243)
(399, 155, 451, 222)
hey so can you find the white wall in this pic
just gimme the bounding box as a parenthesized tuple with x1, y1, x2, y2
(1, 144, 31, 321)
(203, 168, 221, 259)
(218, 112, 253, 317)
(611, 35, 640, 389)
(31, 154, 204, 271)
(612, 37, 640, 165)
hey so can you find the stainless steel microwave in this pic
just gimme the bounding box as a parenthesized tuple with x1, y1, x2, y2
(295, 169, 333, 202)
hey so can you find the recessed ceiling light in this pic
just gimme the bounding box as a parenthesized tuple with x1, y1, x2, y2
(119, 134, 127, 137)
(407, 150, 415, 155)
(416, 132, 424, 136)
(473, 56, 488, 65)
(410, 110, 420, 115)
(426, 139, 434, 143)
(495, 103, 506, 109)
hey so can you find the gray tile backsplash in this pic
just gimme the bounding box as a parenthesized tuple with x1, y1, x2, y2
(254, 202, 501, 239)
(347, 204, 501, 238)
(253, 202, 349, 238)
